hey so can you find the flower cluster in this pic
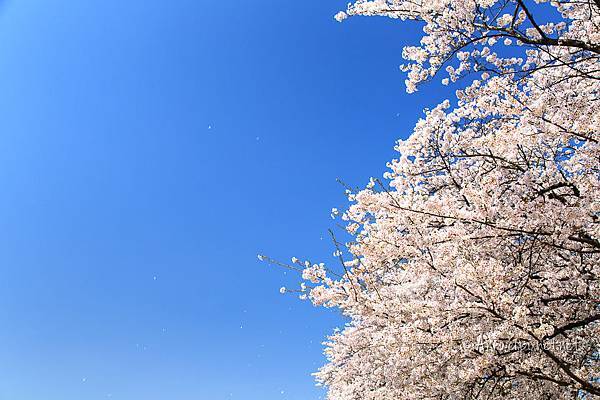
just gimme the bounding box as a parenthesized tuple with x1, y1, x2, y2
(286, 1, 600, 398)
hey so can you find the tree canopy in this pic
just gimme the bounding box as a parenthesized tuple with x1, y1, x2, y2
(267, 0, 600, 398)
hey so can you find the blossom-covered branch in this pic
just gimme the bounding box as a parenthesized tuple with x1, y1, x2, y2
(274, 0, 599, 398)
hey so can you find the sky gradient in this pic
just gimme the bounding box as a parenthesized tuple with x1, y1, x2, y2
(0, 1, 452, 399)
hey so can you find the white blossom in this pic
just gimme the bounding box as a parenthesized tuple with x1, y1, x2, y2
(278, 1, 600, 398)
(334, 11, 348, 22)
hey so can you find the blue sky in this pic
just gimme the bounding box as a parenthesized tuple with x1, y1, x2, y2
(0, 1, 450, 399)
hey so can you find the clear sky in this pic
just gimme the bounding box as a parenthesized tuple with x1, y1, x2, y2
(0, 1, 451, 399)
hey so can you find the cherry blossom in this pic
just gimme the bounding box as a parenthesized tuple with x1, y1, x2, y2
(274, 0, 600, 398)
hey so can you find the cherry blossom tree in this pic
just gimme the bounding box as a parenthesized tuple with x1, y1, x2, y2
(264, 0, 599, 398)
